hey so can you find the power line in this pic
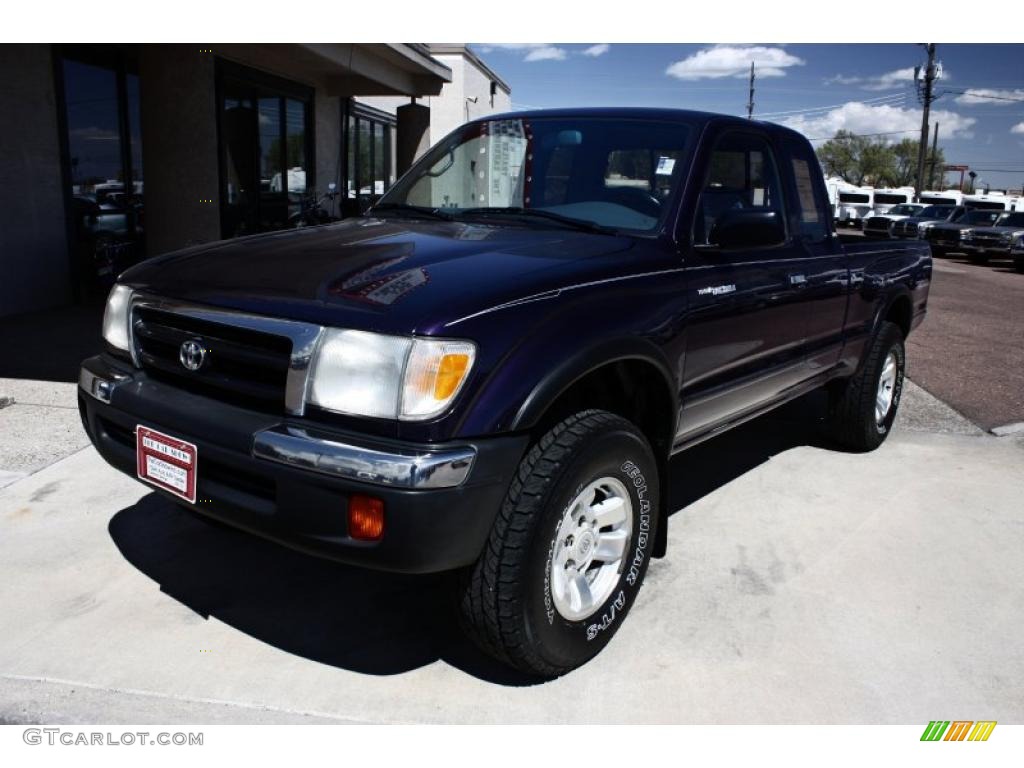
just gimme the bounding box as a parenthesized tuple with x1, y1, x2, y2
(806, 129, 920, 141)
(756, 92, 905, 119)
(941, 88, 1024, 104)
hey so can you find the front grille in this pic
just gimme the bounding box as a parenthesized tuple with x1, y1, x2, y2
(970, 232, 1005, 245)
(929, 228, 961, 244)
(132, 306, 292, 412)
(864, 217, 890, 230)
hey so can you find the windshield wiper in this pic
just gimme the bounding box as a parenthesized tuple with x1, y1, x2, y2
(370, 203, 455, 221)
(458, 207, 617, 235)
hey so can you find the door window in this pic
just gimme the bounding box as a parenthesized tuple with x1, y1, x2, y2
(694, 133, 785, 247)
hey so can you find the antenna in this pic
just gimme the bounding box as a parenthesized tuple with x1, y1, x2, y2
(746, 62, 755, 119)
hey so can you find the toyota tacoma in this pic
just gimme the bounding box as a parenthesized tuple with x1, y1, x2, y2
(79, 108, 931, 677)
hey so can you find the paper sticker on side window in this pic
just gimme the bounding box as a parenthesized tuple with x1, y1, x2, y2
(792, 158, 819, 223)
(656, 157, 676, 175)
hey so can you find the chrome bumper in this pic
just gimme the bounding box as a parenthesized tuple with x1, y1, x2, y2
(79, 362, 131, 404)
(79, 361, 476, 491)
(252, 426, 476, 490)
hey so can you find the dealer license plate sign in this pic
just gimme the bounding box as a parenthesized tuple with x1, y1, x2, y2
(136, 426, 197, 504)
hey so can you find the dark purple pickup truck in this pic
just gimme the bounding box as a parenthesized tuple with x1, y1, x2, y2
(79, 108, 931, 676)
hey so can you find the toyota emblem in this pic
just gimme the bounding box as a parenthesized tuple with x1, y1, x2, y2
(179, 339, 207, 371)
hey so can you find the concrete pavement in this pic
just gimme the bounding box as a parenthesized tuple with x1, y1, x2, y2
(1, 381, 1021, 723)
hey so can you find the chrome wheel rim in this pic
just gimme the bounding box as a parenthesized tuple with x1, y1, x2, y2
(876, 351, 898, 426)
(550, 477, 633, 622)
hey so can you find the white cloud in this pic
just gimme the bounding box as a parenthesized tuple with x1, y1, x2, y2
(582, 44, 610, 57)
(825, 67, 917, 91)
(955, 88, 1024, 105)
(524, 46, 567, 62)
(479, 43, 568, 62)
(1011, 122, 1024, 134)
(665, 45, 804, 80)
(779, 101, 976, 143)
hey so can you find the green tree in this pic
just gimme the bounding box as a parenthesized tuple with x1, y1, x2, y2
(816, 131, 946, 189)
(816, 130, 868, 184)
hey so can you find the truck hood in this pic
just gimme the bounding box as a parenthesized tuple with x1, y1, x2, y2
(120, 216, 639, 335)
(972, 225, 1024, 236)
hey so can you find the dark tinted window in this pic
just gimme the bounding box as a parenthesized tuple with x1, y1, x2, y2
(694, 132, 786, 246)
(875, 193, 910, 205)
(839, 192, 870, 203)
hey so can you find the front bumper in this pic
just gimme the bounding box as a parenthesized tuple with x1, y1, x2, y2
(962, 242, 1011, 257)
(79, 355, 528, 573)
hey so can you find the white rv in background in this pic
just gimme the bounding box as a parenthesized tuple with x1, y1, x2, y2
(870, 187, 916, 216)
(963, 192, 1021, 212)
(918, 189, 964, 207)
(835, 186, 874, 226)
(824, 176, 850, 218)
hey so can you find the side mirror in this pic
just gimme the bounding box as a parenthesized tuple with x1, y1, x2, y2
(709, 209, 786, 250)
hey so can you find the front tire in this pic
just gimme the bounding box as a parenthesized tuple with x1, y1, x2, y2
(458, 410, 659, 677)
(827, 321, 906, 451)
(1014, 257, 1024, 274)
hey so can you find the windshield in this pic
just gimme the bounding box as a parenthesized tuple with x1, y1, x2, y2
(378, 117, 693, 233)
(888, 204, 923, 216)
(919, 205, 953, 218)
(995, 212, 1024, 227)
(963, 210, 1002, 224)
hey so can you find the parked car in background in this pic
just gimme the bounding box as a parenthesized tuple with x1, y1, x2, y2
(1011, 235, 1024, 273)
(891, 205, 965, 239)
(962, 211, 1024, 264)
(863, 203, 925, 239)
(924, 209, 1003, 257)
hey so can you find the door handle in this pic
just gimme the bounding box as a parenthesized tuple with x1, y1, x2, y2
(788, 273, 808, 288)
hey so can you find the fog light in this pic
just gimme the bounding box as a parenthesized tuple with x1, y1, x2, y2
(349, 494, 384, 541)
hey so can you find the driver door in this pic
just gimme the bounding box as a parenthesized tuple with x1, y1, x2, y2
(676, 129, 813, 440)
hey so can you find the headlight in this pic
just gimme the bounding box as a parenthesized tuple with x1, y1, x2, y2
(102, 284, 133, 352)
(307, 330, 476, 421)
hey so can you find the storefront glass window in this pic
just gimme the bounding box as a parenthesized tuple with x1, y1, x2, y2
(60, 48, 144, 298)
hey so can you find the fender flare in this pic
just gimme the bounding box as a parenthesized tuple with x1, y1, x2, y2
(508, 335, 678, 559)
(509, 335, 678, 434)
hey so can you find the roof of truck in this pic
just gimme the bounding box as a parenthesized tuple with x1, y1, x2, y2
(475, 107, 810, 141)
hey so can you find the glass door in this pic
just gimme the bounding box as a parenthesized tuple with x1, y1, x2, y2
(58, 46, 144, 298)
(218, 63, 312, 239)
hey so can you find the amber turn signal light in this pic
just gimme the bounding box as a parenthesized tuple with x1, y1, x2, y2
(349, 494, 384, 541)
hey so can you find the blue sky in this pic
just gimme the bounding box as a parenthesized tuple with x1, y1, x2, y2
(475, 44, 1024, 191)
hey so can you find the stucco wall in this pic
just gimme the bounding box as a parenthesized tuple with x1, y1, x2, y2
(0, 44, 71, 317)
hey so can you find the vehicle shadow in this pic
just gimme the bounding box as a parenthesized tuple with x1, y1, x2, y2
(107, 390, 832, 687)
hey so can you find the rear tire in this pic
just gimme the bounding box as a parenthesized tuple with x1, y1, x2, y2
(458, 410, 659, 678)
(967, 252, 990, 265)
(827, 321, 906, 452)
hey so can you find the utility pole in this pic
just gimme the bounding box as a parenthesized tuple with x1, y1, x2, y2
(914, 44, 937, 197)
(927, 122, 939, 189)
(746, 62, 755, 119)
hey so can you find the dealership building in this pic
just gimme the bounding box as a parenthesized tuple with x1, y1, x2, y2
(0, 43, 510, 318)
